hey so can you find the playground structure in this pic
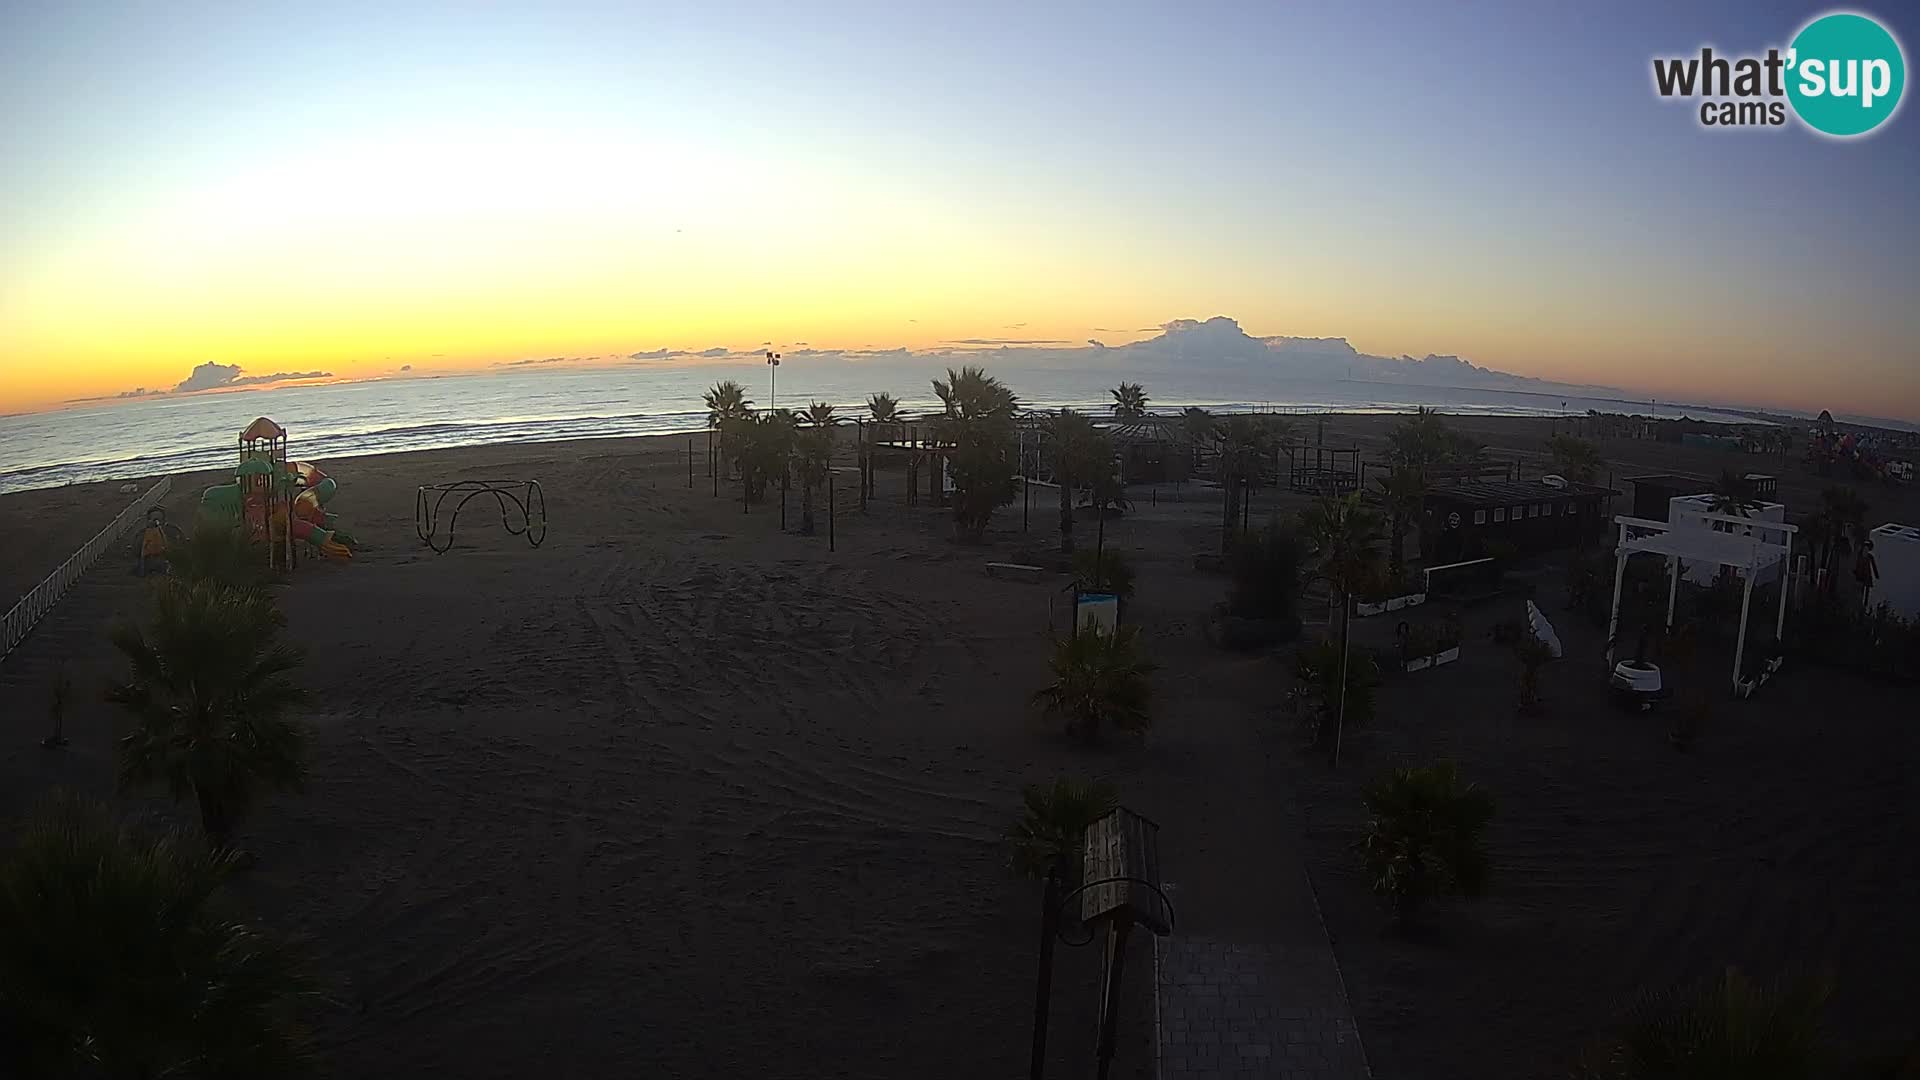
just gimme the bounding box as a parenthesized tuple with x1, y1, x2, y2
(415, 479, 547, 553)
(200, 417, 356, 568)
(1284, 438, 1362, 495)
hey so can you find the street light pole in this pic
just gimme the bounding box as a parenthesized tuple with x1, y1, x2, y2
(766, 350, 781, 410)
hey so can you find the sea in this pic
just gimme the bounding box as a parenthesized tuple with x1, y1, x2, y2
(0, 361, 1764, 495)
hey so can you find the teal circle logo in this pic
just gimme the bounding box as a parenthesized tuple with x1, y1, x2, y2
(1787, 12, 1906, 137)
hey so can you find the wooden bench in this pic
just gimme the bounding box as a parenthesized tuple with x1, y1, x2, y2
(986, 562, 1047, 582)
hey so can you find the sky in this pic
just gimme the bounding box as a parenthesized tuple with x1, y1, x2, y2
(2, 1, 1916, 419)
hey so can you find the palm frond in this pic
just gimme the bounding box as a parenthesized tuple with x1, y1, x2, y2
(1006, 777, 1117, 882)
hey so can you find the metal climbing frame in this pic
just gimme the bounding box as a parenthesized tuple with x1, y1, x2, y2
(415, 479, 548, 553)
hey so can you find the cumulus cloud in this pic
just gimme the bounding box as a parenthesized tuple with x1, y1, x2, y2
(695, 347, 730, 357)
(174, 361, 331, 393)
(628, 348, 674, 360)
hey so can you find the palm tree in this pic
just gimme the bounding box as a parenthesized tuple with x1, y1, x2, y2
(1514, 635, 1554, 714)
(1033, 626, 1155, 742)
(1547, 434, 1604, 483)
(1108, 382, 1149, 419)
(109, 582, 308, 848)
(932, 366, 1019, 541)
(1299, 494, 1385, 766)
(1576, 968, 1829, 1080)
(1387, 407, 1451, 470)
(169, 515, 270, 589)
(1374, 467, 1425, 585)
(795, 401, 836, 535)
(1007, 777, 1117, 883)
(866, 391, 899, 425)
(1286, 635, 1380, 746)
(1707, 469, 1759, 524)
(1808, 486, 1869, 591)
(704, 380, 754, 475)
(1046, 409, 1100, 554)
(1216, 415, 1275, 552)
(0, 795, 314, 1077)
(739, 409, 797, 502)
(1352, 761, 1494, 924)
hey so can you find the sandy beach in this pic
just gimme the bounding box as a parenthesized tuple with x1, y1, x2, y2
(3, 413, 1918, 1078)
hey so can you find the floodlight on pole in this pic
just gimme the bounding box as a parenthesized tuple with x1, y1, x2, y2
(766, 350, 782, 409)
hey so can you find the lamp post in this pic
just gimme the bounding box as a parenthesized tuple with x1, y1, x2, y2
(766, 350, 782, 410)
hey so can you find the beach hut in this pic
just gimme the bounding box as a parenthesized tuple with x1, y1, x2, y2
(1420, 479, 1615, 563)
(1626, 473, 1710, 521)
(1096, 417, 1191, 485)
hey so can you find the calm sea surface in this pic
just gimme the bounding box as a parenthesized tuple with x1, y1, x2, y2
(0, 362, 1758, 495)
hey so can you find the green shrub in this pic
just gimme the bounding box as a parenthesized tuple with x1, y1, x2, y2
(1228, 521, 1304, 620)
(1353, 761, 1494, 923)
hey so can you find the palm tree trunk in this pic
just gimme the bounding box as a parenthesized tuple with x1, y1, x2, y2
(1221, 469, 1241, 553)
(1058, 470, 1075, 555)
(1390, 515, 1406, 582)
(800, 482, 816, 535)
(1332, 589, 1352, 767)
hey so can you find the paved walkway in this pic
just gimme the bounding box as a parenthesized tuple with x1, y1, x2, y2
(1153, 888, 1370, 1080)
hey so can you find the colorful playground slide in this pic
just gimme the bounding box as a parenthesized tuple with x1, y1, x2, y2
(200, 419, 357, 560)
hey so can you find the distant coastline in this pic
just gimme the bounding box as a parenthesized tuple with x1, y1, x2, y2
(0, 363, 1812, 496)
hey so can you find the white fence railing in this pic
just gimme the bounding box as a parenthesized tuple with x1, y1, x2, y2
(1, 477, 173, 662)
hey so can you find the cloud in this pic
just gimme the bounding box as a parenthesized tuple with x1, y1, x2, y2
(1005, 322, 1027, 329)
(400, 364, 413, 372)
(944, 337, 1071, 346)
(498, 356, 585, 368)
(1087, 339, 1107, 348)
(628, 348, 674, 360)
(695, 347, 730, 357)
(174, 361, 331, 393)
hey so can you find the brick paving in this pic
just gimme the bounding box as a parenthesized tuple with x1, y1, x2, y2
(1155, 935, 1369, 1079)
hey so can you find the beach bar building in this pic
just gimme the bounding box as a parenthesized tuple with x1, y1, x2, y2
(1421, 479, 1615, 563)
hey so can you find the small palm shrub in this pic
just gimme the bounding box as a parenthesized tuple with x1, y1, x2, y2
(169, 514, 271, 589)
(1006, 777, 1118, 885)
(1073, 549, 1136, 605)
(1354, 761, 1494, 924)
(1285, 636, 1380, 746)
(1514, 635, 1554, 714)
(1033, 626, 1155, 742)
(109, 581, 308, 847)
(0, 795, 314, 1077)
(1575, 968, 1829, 1080)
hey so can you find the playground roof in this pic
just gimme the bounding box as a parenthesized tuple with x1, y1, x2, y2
(241, 417, 286, 442)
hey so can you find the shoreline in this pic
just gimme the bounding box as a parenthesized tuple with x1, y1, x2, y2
(0, 396, 1805, 498)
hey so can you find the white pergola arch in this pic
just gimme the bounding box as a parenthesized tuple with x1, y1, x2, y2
(1605, 512, 1798, 694)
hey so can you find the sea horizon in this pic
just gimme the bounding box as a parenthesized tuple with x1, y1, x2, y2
(0, 362, 1780, 495)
